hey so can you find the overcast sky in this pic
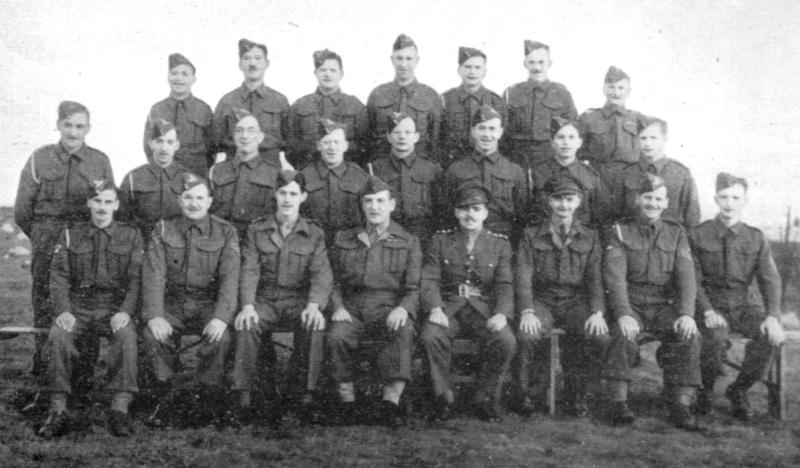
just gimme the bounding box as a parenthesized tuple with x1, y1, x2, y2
(2, 0, 799, 238)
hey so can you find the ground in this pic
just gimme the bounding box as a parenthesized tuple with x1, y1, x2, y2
(2, 218, 800, 467)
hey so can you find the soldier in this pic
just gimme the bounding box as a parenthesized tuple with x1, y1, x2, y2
(418, 185, 516, 422)
(143, 53, 213, 176)
(288, 49, 367, 168)
(366, 33, 441, 163)
(503, 40, 577, 170)
(369, 112, 443, 243)
(120, 119, 192, 238)
(209, 108, 280, 238)
(231, 170, 332, 424)
(299, 118, 369, 245)
(690, 173, 785, 420)
(618, 117, 700, 228)
(212, 38, 289, 164)
(602, 174, 702, 430)
(15, 101, 114, 379)
(577, 66, 646, 194)
(440, 47, 506, 166)
(141, 173, 239, 425)
(442, 104, 529, 240)
(514, 175, 609, 417)
(529, 117, 610, 227)
(38, 181, 142, 438)
(326, 177, 422, 426)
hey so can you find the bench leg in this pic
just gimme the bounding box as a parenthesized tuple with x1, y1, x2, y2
(767, 344, 785, 420)
(548, 334, 559, 416)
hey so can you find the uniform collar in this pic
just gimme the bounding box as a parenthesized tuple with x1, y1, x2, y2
(168, 93, 194, 104)
(457, 84, 486, 101)
(239, 82, 268, 98)
(149, 161, 181, 178)
(177, 215, 211, 236)
(391, 79, 419, 97)
(471, 150, 500, 163)
(713, 215, 743, 237)
(639, 156, 669, 173)
(390, 151, 417, 168)
(56, 142, 88, 162)
(601, 102, 627, 117)
(234, 153, 264, 170)
(317, 160, 348, 178)
(634, 216, 662, 234)
(526, 79, 551, 91)
(89, 221, 115, 237)
(315, 87, 342, 104)
(357, 220, 404, 245)
(262, 215, 311, 236)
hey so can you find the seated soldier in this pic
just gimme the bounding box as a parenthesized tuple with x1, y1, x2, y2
(514, 175, 609, 417)
(231, 170, 332, 425)
(141, 173, 239, 426)
(39, 181, 142, 438)
(119, 118, 192, 238)
(418, 185, 516, 422)
(326, 176, 422, 427)
(602, 174, 702, 430)
(690, 173, 785, 420)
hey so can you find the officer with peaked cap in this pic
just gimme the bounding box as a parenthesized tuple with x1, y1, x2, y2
(120, 118, 193, 238)
(326, 175, 422, 427)
(15, 101, 114, 380)
(208, 108, 280, 238)
(366, 34, 442, 164)
(514, 174, 609, 417)
(442, 104, 529, 241)
(503, 40, 577, 170)
(299, 118, 369, 245)
(441, 47, 507, 166)
(288, 49, 367, 169)
(369, 111, 443, 243)
(141, 173, 240, 426)
(212, 38, 290, 164)
(39, 180, 142, 438)
(689, 172, 784, 420)
(419, 184, 516, 422)
(143, 53, 214, 176)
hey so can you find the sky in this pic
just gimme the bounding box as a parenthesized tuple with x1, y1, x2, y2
(1, 0, 799, 239)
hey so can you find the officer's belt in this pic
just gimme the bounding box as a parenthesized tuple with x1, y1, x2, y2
(442, 284, 484, 299)
(256, 287, 306, 302)
(629, 283, 676, 305)
(70, 291, 122, 310)
(165, 284, 217, 300)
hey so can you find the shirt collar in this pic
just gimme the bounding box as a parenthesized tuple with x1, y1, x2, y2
(601, 102, 626, 116)
(640, 156, 669, 173)
(471, 150, 500, 163)
(634, 216, 662, 234)
(392, 79, 419, 97)
(457, 85, 486, 102)
(713, 215, 743, 237)
(234, 153, 263, 170)
(56, 142, 88, 162)
(149, 162, 181, 178)
(390, 152, 417, 168)
(527, 79, 551, 91)
(317, 160, 348, 178)
(239, 82, 267, 98)
(178, 215, 211, 236)
(315, 87, 342, 104)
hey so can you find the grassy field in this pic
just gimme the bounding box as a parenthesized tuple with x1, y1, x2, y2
(2, 223, 800, 467)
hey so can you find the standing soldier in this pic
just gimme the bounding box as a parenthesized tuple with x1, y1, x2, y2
(141, 174, 239, 425)
(442, 104, 529, 240)
(366, 33, 441, 163)
(690, 173, 785, 420)
(514, 175, 609, 417)
(38, 181, 141, 438)
(209, 108, 280, 238)
(618, 117, 700, 229)
(577, 66, 646, 200)
(602, 175, 702, 430)
(231, 170, 332, 425)
(440, 47, 506, 166)
(369, 112, 443, 243)
(213, 38, 289, 164)
(418, 185, 516, 422)
(15, 101, 114, 379)
(288, 49, 367, 169)
(143, 53, 213, 176)
(326, 177, 422, 427)
(528, 117, 609, 227)
(120, 119, 191, 238)
(503, 40, 577, 170)
(299, 118, 369, 245)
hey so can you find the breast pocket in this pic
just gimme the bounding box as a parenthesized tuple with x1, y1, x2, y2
(654, 236, 677, 282)
(508, 104, 530, 134)
(286, 242, 314, 284)
(295, 107, 319, 139)
(696, 242, 723, 277)
(183, 115, 210, 147)
(335, 243, 364, 283)
(68, 242, 95, 284)
(38, 172, 65, 201)
(732, 243, 758, 282)
(489, 171, 514, 207)
(247, 173, 276, 213)
(532, 239, 556, 277)
(195, 238, 225, 283)
(382, 243, 409, 273)
(567, 239, 592, 282)
(622, 237, 650, 278)
(332, 110, 358, 137)
(255, 235, 279, 275)
(410, 172, 435, 213)
(339, 179, 364, 220)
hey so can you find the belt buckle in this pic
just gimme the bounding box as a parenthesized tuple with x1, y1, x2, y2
(458, 284, 468, 298)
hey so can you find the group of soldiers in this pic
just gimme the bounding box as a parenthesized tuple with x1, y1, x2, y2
(13, 34, 786, 438)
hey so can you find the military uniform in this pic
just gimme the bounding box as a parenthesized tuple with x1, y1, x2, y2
(367, 80, 442, 162)
(369, 152, 443, 242)
(326, 222, 422, 385)
(419, 229, 516, 403)
(299, 160, 369, 245)
(515, 220, 608, 404)
(618, 158, 700, 228)
(14, 141, 114, 374)
(289, 88, 367, 168)
(209, 154, 280, 237)
(529, 158, 610, 227)
(141, 215, 240, 387)
(45, 221, 142, 396)
(602, 217, 701, 390)
(118, 162, 191, 237)
(503, 80, 577, 169)
(232, 216, 332, 395)
(442, 151, 529, 238)
(441, 85, 506, 165)
(144, 96, 213, 176)
(690, 217, 782, 392)
(212, 83, 290, 162)
(578, 103, 645, 175)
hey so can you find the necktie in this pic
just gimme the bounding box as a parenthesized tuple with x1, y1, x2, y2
(368, 228, 380, 246)
(398, 87, 409, 114)
(559, 224, 568, 245)
(184, 225, 197, 283)
(246, 91, 256, 113)
(647, 164, 657, 175)
(95, 229, 109, 284)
